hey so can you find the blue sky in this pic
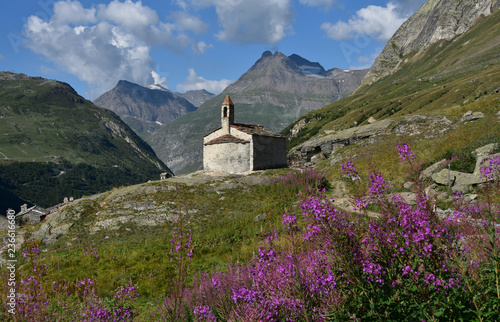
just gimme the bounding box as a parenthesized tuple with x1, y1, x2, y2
(0, 0, 425, 99)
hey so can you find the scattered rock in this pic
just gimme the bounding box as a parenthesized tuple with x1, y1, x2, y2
(427, 144, 499, 190)
(254, 213, 267, 222)
(432, 169, 482, 187)
(474, 145, 499, 173)
(391, 192, 417, 205)
(461, 111, 485, 122)
(421, 159, 447, 179)
(466, 194, 477, 201)
(425, 184, 437, 196)
(403, 182, 414, 189)
(367, 116, 377, 124)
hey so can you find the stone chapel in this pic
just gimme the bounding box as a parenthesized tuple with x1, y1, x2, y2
(203, 95, 287, 173)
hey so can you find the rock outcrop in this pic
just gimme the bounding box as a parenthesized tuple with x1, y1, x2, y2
(361, 0, 500, 86)
(288, 114, 461, 168)
(288, 119, 393, 167)
(422, 143, 500, 192)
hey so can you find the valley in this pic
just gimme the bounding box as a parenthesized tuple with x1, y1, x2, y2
(1, 0, 500, 320)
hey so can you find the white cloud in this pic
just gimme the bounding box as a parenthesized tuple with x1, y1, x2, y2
(187, 0, 294, 44)
(321, 2, 409, 42)
(0, 54, 5, 61)
(176, 68, 232, 94)
(151, 71, 168, 88)
(52, 0, 97, 25)
(299, 0, 336, 11)
(170, 11, 208, 34)
(23, 0, 204, 98)
(193, 41, 212, 54)
(97, 0, 159, 29)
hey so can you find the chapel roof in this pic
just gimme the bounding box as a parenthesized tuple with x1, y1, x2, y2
(204, 134, 250, 146)
(223, 95, 233, 105)
(203, 123, 284, 138)
(231, 123, 283, 137)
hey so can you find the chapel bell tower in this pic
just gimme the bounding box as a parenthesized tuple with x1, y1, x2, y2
(221, 95, 234, 134)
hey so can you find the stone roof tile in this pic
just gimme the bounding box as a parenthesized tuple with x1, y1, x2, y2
(231, 123, 283, 137)
(204, 134, 250, 146)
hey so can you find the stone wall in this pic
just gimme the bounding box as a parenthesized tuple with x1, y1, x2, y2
(203, 142, 252, 173)
(252, 135, 287, 170)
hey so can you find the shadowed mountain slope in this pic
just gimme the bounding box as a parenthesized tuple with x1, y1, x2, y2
(0, 72, 171, 212)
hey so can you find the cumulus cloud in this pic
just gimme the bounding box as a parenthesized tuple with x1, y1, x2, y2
(170, 11, 208, 34)
(193, 41, 212, 54)
(52, 0, 97, 25)
(176, 68, 232, 94)
(23, 0, 206, 98)
(186, 0, 294, 44)
(97, 0, 159, 29)
(299, 0, 337, 11)
(321, 2, 410, 42)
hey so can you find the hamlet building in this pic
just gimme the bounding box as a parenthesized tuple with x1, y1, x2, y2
(203, 95, 287, 173)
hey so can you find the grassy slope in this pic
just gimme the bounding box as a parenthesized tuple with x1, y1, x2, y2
(19, 169, 315, 299)
(283, 10, 500, 160)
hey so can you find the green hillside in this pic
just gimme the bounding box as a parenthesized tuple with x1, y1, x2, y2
(0, 72, 171, 211)
(284, 9, 500, 172)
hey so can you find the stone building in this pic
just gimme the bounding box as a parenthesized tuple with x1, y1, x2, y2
(203, 95, 287, 173)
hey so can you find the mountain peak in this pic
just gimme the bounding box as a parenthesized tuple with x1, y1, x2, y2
(261, 50, 273, 58)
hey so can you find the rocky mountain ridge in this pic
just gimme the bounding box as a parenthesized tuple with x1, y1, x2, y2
(94, 80, 200, 138)
(144, 84, 215, 108)
(361, 0, 500, 86)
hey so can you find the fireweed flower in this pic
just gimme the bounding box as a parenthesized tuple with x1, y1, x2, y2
(341, 162, 359, 180)
(193, 305, 216, 321)
(282, 213, 300, 231)
(397, 143, 415, 164)
(368, 173, 389, 199)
